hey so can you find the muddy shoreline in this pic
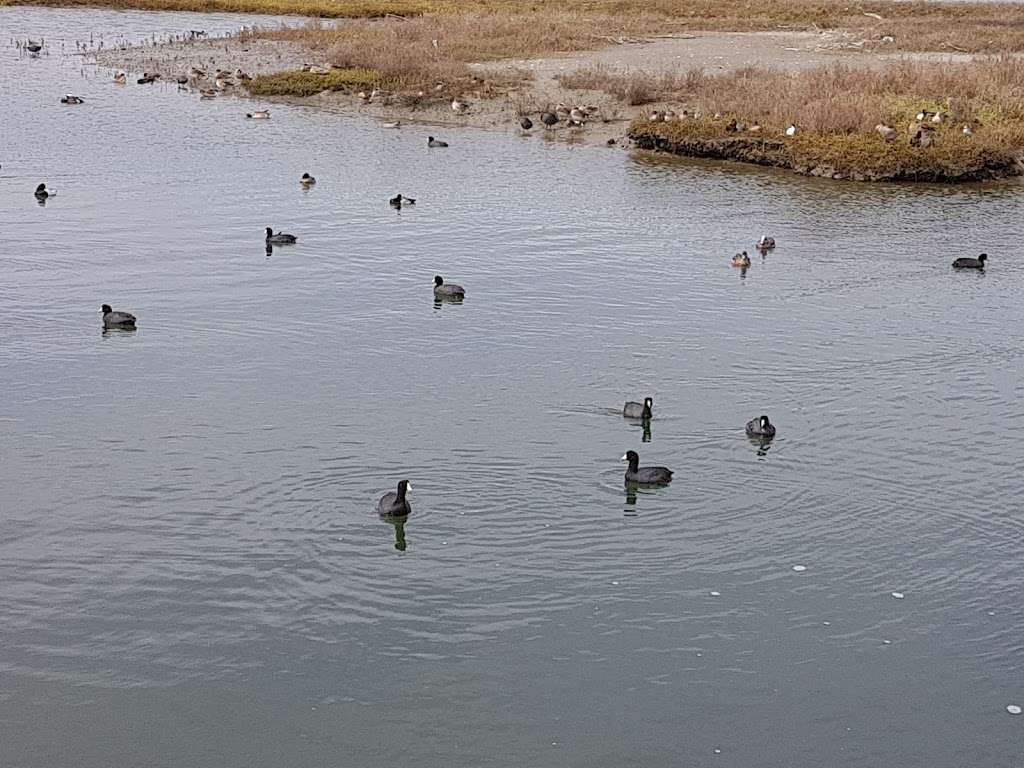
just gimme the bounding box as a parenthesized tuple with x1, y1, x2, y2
(96, 29, 1024, 177)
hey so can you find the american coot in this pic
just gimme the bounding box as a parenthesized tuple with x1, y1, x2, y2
(745, 415, 776, 438)
(540, 112, 558, 129)
(623, 397, 653, 419)
(265, 227, 297, 244)
(378, 480, 412, 516)
(433, 275, 465, 299)
(621, 450, 673, 485)
(300, 173, 316, 186)
(519, 116, 533, 130)
(427, 136, 449, 148)
(34, 183, 49, 199)
(102, 304, 136, 328)
(952, 253, 987, 269)
(390, 194, 416, 208)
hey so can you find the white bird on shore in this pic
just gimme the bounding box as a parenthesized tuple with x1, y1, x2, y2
(962, 124, 974, 135)
(451, 98, 469, 114)
(875, 123, 898, 142)
(569, 107, 587, 122)
(382, 120, 401, 128)
(785, 123, 798, 136)
(931, 112, 945, 124)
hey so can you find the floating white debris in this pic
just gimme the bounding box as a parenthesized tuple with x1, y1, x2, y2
(987, 611, 996, 616)
(442, 541, 447, 545)
(823, 621, 831, 626)
(696, 652, 703, 657)
(710, 591, 721, 596)
(891, 592, 905, 599)
(611, 581, 619, 585)
(792, 565, 807, 572)
(1007, 705, 1022, 715)
(714, 748, 721, 754)
(882, 639, 892, 645)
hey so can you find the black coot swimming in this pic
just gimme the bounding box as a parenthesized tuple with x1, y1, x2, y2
(621, 450, 673, 485)
(745, 414, 776, 438)
(102, 304, 137, 329)
(952, 253, 987, 269)
(434, 275, 465, 299)
(378, 480, 412, 516)
(623, 397, 653, 419)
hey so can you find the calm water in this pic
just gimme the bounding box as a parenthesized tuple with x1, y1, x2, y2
(2, 7, 1023, 767)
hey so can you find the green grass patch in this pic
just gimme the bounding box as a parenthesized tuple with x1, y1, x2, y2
(244, 68, 385, 96)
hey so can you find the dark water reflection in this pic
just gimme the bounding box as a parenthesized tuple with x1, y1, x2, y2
(2, 6, 1024, 768)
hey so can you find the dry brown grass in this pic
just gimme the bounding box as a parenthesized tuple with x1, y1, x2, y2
(254, 12, 659, 98)
(625, 59, 1024, 180)
(13, 0, 1024, 54)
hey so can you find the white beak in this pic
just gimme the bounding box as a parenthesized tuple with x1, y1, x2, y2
(406, 481, 413, 492)
(620, 454, 628, 462)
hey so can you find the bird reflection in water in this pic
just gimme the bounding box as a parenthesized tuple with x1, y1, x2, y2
(380, 513, 409, 551)
(624, 485, 639, 515)
(641, 418, 652, 443)
(749, 434, 774, 457)
(265, 242, 273, 257)
(101, 326, 137, 338)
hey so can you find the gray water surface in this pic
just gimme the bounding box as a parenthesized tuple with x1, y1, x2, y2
(2, 7, 1023, 767)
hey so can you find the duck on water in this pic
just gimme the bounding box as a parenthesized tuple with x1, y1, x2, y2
(102, 304, 136, 329)
(621, 450, 673, 485)
(265, 227, 297, 244)
(952, 253, 987, 269)
(623, 397, 653, 419)
(378, 480, 412, 517)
